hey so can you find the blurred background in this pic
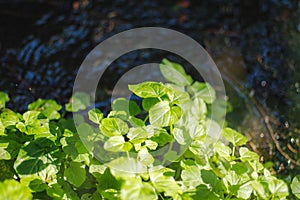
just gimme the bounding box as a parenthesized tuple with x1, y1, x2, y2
(0, 0, 299, 176)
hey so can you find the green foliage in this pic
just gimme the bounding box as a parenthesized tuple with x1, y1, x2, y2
(292, 175, 300, 198)
(0, 59, 299, 200)
(0, 92, 9, 110)
(0, 179, 32, 200)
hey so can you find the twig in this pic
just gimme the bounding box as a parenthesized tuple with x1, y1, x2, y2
(223, 73, 300, 166)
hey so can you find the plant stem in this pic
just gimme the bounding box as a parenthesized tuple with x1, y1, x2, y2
(232, 145, 235, 158)
(170, 123, 173, 135)
(143, 115, 149, 123)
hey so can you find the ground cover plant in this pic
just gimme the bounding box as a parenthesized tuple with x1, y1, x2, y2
(0, 59, 299, 199)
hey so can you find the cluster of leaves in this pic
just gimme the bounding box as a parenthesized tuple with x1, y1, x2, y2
(0, 59, 299, 200)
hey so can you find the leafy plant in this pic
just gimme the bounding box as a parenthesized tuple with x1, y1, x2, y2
(0, 59, 299, 199)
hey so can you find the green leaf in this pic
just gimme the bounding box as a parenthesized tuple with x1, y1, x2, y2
(170, 105, 182, 124)
(165, 84, 190, 105)
(0, 160, 14, 181)
(201, 170, 223, 192)
(107, 110, 127, 120)
(224, 170, 240, 186)
(121, 178, 157, 200)
(108, 157, 147, 177)
(28, 99, 62, 120)
(14, 138, 60, 183)
(0, 108, 20, 127)
(20, 177, 47, 192)
(0, 92, 9, 109)
(232, 162, 248, 175)
(173, 127, 191, 145)
(104, 136, 126, 152)
(100, 189, 120, 200)
(0, 143, 11, 160)
(89, 161, 107, 179)
(150, 128, 173, 146)
(128, 82, 168, 98)
(127, 127, 151, 144)
(249, 160, 264, 173)
(128, 116, 144, 127)
(100, 118, 128, 137)
(149, 101, 182, 127)
(16, 111, 50, 137)
(64, 161, 86, 187)
(160, 58, 193, 86)
(0, 120, 4, 135)
(164, 150, 178, 162)
(60, 131, 80, 159)
(29, 178, 47, 192)
(96, 168, 121, 191)
(138, 147, 154, 166)
(291, 175, 300, 198)
(112, 98, 140, 117)
(65, 92, 90, 112)
(268, 178, 289, 198)
(237, 182, 253, 199)
(181, 165, 203, 187)
(188, 82, 216, 104)
(0, 179, 32, 200)
(251, 180, 267, 199)
(239, 147, 259, 162)
(222, 128, 248, 146)
(145, 140, 158, 150)
(149, 101, 170, 127)
(178, 98, 207, 127)
(149, 166, 181, 197)
(142, 98, 160, 111)
(192, 185, 220, 200)
(47, 181, 80, 200)
(46, 183, 64, 199)
(88, 108, 103, 124)
(214, 141, 232, 161)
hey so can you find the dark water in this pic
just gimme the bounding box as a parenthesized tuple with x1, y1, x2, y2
(0, 0, 299, 174)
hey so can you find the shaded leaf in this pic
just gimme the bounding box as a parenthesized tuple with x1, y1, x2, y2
(64, 162, 86, 187)
(112, 98, 140, 117)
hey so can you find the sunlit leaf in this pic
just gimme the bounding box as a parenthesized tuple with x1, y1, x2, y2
(291, 175, 300, 198)
(0, 179, 32, 200)
(188, 81, 216, 104)
(222, 128, 247, 146)
(100, 118, 128, 137)
(65, 92, 90, 112)
(0, 92, 9, 109)
(128, 82, 168, 98)
(28, 99, 62, 120)
(88, 108, 103, 124)
(268, 178, 289, 198)
(121, 177, 157, 200)
(239, 147, 259, 162)
(160, 59, 193, 86)
(149, 101, 182, 127)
